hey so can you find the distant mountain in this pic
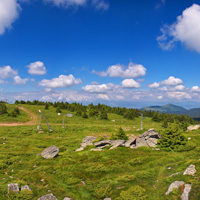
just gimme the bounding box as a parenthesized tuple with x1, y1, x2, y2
(141, 104, 187, 114)
(182, 108, 200, 118)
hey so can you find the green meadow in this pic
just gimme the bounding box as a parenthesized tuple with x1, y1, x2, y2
(0, 103, 200, 199)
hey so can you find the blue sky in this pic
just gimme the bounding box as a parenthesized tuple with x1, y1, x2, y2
(0, 0, 200, 108)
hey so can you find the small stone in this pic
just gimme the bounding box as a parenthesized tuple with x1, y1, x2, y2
(8, 183, 19, 193)
(188, 137, 191, 140)
(165, 181, 184, 195)
(90, 148, 103, 151)
(181, 184, 192, 200)
(38, 194, 57, 200)
(9, 176, 13, 179)
(169, 172, 180, 177)
(21, 185, 31, 191)
(168, 167, 171, 169)
(183, 164, 196, 176)
(104, 198, 111, 200)
(41, 179, 44, 182)
(63, 198, 71, 200)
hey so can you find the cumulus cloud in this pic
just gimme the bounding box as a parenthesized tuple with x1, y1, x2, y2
(157, 4, 200, 53)
(93, 62, 146, 79)
(44, 0, 109, 10)
(98, 94, 109, 100)
(39, 74, 82, 88)
(14, 76, 28, 85)
(167, 92, 191, 100)
(174, 85, 185, 91)
(122, 79, 140, 88)
(27, 61, 47, 75)
(148, 82, 160, 89)
(0, 80, 5, 84)
(0, 66, 17, 79)
(0, 0, 21, 35)
(161, 76, 183, 86)
(82, 83, 113, 93)
(92, 70, 107, 77)
(191, 86, 200, 92)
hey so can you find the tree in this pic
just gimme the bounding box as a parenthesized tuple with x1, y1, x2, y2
(111, 127, 128, 140)
(82, 112, 88, 119)
(56, 107, 61, 113)
(45, 103, 49, 110)
(100, 110, 108, 120)
(0, 102, 7, 115)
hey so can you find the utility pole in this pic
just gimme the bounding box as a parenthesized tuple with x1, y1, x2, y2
(38, 110, 53, 131)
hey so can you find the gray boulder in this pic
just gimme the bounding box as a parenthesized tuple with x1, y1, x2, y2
(41, 146, 59, 159)
(110, 140, 126, 149)
(183, 164, 196, 176)
(21, 185, 31, 191)
(187, 125, 200, 131)
(81, 136, 97, 147)
(136, 137, 149, 147)
(38, 193, 57, 200)
(181, 184, 192, 200)
(124, 138, 136, 147)
(8, 183, 19, 193)
(165, 181, 185, 195)
(94, 140, 112, 148)
(63, 198, 71, 200)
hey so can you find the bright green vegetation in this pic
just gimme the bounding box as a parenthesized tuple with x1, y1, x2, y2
(0, 103, 200, 199)
(0, 103, 29, 123)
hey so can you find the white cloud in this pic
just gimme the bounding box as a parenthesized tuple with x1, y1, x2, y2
(39, 74, 82, 88)
(158, 95, 163, 99)
(191, 86, 200, 92)
(92, 70, 107, 77)
(82, 83, 113, 93)
(161, 76, 183, 86)
(122, 79, 140, 88)
(92, 0, 109, 10)
(90, 81, 99, 85)
(0, 80, 5, 84)
(0, 0, 21, 35)
(174, 85, 185, 91)
(167, 92, 191, 100)
(14, 76, 28, 85)
(148, 82, 160, 89)
(44, 0, 109, 10)
(157, 4, 200, 53)
(27, 61, 47, 75)
(93, 62, 146, 78)
(98, 94, 109, 100)
(0, 65, 17, 79)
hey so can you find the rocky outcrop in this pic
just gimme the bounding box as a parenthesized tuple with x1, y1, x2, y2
(94, 140, 112, 147)
(124, 138, 136, 147)
(21, 185, 31, 191)
(76, 136, 97, 151)
(38, 193, 57, 200)
(183, 164, 196, 176)
(110, 140, 126, 149)
(8, 183, 19, 193)
(136, 129, 161, 148)
(181, 184, 192, 200)
(41, 146, 59, 159)
(165, 181, 185, 195)
(187, 125, 200, 131)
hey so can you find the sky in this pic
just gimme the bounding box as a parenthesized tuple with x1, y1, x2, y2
(0, 0, 200, 108)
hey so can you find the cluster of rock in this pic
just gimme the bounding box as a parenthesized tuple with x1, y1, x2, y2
(38, 194, 71, 200)
(187, 125, 200, 131)
(166, 164, 196, 200)
(8, 183, 31, 194)
(76, 129, 161, 151)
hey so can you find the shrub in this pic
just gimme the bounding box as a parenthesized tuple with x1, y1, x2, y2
(111, 127, 128, 140)
(117, 185, 147, 200)
(100, 111, 108, 120)
(157, 126, 187, 151)
(0, 102, 7, 115)
(82, 112, 88, 118)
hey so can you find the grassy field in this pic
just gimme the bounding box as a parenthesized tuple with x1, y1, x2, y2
(0, 104, 200, 199)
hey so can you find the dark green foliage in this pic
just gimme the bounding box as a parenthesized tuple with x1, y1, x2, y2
(0, 101, 7, 115)
(76, 109, 82, 116)
(100, 110, 108, 120)
(157, 126, 188, 151)
(56, 107, 62, 113)
(82, 112, 88, 118)
(111, 127, 128, 140)
(45, 103, 49, 110)
(162, 120, 168, 128)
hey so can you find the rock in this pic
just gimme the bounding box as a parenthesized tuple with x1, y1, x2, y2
(94, 140, 112, 148)
(38, 193, 57, 200)
(8, 183, 19, 193)
(63, 198, 71, 200)
(165, 181, 185, 195)
(187, 125, 200, 131)
(90, 148, 103, 151)
(181, 184, 192, 200)
(21, 185, 31, 191)
(169, 172, 180, 177)
(75, 146, 85, 152)
(136, 137, 149, 147)
(183, 164, 196, 176)
(104, 198, 111, 200)
(110, 140, 126, 149)
(136, 129, 161, 148)
(41, 146, 59, 159)
(81, 136, 97, 147)
(124, 138, 136, 147)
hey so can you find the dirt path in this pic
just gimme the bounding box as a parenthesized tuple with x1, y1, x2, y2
(0, 107, 38, 127)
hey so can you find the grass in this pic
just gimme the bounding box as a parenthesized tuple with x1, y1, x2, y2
(0, 104, 200, 199)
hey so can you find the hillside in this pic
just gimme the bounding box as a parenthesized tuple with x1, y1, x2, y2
(0, 103, 199, 200)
